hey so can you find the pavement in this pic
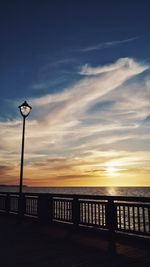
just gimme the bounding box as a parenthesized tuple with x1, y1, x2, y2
(0, 215, 149, 267)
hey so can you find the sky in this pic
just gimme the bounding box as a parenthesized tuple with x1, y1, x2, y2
(0, 0, 150, 187)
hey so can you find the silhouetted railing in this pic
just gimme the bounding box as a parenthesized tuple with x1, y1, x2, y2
(0, 192, 149, 238)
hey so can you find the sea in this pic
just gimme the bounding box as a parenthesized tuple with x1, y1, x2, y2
(0, 186, 150, 197)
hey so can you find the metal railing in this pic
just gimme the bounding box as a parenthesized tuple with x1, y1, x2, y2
(53, 197, 73, 223)
(0, 192, 149, 238)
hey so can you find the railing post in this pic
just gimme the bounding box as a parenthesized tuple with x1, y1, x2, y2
(38, 194, 51, 225)
(6, 193, 10, 213)
(106, 197, 117, 235)
(18, 194, 26, 220)
(72, 196, 80, 227)
(49, 195, 53, 224)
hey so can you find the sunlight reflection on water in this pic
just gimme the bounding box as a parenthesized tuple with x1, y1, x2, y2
(0, 186, 149, 197)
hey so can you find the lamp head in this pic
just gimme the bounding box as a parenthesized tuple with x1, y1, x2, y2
(19, 101, 32, 118)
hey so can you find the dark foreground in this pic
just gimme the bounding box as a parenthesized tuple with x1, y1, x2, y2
(0, 216, 149, 267)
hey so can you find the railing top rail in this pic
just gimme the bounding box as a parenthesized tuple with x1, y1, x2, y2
(50, 194, 150, 202)
(0, 191, 150, 202)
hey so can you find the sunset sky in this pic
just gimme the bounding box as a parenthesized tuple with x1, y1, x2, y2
(0, 0, 150, 186)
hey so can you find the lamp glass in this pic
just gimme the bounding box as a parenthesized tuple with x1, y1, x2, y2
(19, 101, 32, 117)
(20, 105, 31, 117)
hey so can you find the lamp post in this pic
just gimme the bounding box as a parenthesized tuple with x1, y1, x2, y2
(18, 101, 32, 216)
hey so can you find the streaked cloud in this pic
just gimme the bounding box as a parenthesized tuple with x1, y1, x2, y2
(80, 37, 139, 52)
(79, 58, 146, 75)
(0, 57, 150, 186)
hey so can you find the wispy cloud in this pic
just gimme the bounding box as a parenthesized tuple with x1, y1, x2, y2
(31, 57, 78, 90)
(0, 57, 150, 186)
(80, 37, 139, 52)
(79, 57, 146, 75)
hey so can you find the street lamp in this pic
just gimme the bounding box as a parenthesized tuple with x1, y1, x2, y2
(18, 101, 32, 215)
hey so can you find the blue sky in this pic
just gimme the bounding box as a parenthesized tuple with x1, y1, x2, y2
(0, 0, 150, 186)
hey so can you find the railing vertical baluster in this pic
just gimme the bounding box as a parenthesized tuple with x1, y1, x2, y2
(143, 207, 146, 232)
(58, 201, 60, 219)
(148, 207, 150, 232)
(61, 201, 63, 219)
(98, 203, 100, 226)
(67, 201, 68, 221)
(93, 203, 95, 224)
(86, 203, 88, 224)
(62, 200, 65, 220)
(84, 202, 86, 223)
(66, 201, 68, 221)
(85, 203, 87, 223)
(101, 204, 105, 225)
(125, 206, 128, 230)
(70, 201, 72, 221)
(57, 200, 60, 219)
(58, 200, 60, 219)
(90, 203, 92, 224)
(119, 206, 122, 229)
(59, 200, 61, 219)
(123, 206, 125, 230)
(30, 199, 33, 214)
(60, 200, 62, 219)
(64, 201, 66, 220)
(132, 206, 135, 231)
(95, 203, 97, 225)
(55, 200, 57, 219)
(56, 201, 58, 219)
(127, 206, 130, 230)
(87, 202, 90, 224)
(67, 201, 69, 221)
(116, 206, 119, 229)
(63, 201, 65, 220)
(135, 206, 138, 231)
(56, 200, 58, 218)
(137, 206, 140, 232)
(60, 201, 62, 219)
(92, 203, 95, 224)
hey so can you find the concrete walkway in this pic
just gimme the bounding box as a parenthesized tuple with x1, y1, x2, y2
(0, 216, 149, 267)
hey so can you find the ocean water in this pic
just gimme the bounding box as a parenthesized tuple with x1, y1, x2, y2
(0, 186, 150, 197)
